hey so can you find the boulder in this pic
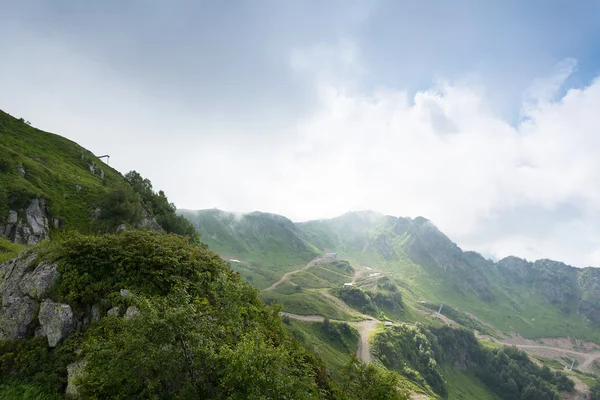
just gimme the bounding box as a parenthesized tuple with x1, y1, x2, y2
(7, 210, 17, 224)
(16, 164, 25, 178)
(38, 299, 74, 347)
(18, 261, 60, 299)
(66, 360, 87, 399)
(0, 295, 37, 340)
(107, 307, 120, 317)
(91, 303, 101, 323)
(0, 253, 41, 339)
(124, 306, 140, 319)
(120, 288, 131, 298)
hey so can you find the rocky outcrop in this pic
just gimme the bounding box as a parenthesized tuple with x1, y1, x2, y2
(0, 252, 73, 346)
(38, 299, 74, 347)
(496, 256, 532, 282)
(2, 198, 51, 245)
(19, 261, 60, 299)
(139, 210, 163, 232)
(0, 253, 39, 339)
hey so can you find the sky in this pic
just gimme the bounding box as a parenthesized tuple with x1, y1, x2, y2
(2, 0, 600, 267)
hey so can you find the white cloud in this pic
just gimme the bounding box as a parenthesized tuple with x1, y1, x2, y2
(193, 46, 600, 267)
(2, 19, 600, 267)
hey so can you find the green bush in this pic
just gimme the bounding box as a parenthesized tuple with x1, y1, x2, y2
(53, 230, 222, 304)
(99, 186, 143, 228)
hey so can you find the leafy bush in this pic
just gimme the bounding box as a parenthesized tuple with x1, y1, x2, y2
(373, 324, 446, 397)
(98, 186, 143, 228)
(124, 171, 199, 241)
(54, 230, 221, 304)
(0, 335, 79, 396)
(338, 356, 409, 400)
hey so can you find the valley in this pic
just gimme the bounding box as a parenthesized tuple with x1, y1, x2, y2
(182, 208, 600, 399)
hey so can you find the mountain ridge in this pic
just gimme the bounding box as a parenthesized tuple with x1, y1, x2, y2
(181, 207, 600, 341)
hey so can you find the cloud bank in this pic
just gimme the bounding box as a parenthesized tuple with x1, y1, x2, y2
(2, 1, 600, 267)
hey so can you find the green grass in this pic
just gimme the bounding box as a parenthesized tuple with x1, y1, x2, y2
(0, 237, 24, 264)
(0, 380, 62, 400)
(259, 286, 356, 321)
(284, 319, 359, 380)
(0, 109, 131, 236)
(442, 365, 500, 400)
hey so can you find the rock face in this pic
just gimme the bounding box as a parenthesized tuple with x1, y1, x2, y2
(0, 253, 39, 340)
(0, 251, 73, 346)
(139, 210, 164, 232)
(2, 198, 51, 245)
(38, 299, 74, 347)
(19, 261, 60, 299)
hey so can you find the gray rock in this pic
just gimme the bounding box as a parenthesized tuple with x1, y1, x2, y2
(0, 295, 37, 340)
(116, 224, 127, 233)
(0, 252, 38, 297)
(17, 164, 25, 178)
(120, 288, 131, 298)
(107, 307, 120, 317)
(7, 210, 17, 224)
(38, 299, 74, 347)
(93, 207, 101, 220)
(13, 198, 50, 245)
(91, 303, 101, 323)
(66, 360, 87, 399)
(18, 261, 60, 299)
(139, 210, 164, 232)
(53, 218, 60, 229)
(75, 185, 82, 191)
(99, 169, 104, 179)
(124, 306, 140, 319)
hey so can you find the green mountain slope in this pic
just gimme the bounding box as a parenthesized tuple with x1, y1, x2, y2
(180, 209, 320, 289)
(0, 109, 197, 244)
(0, 110, 131, 240)
(185, 208, 600, 342)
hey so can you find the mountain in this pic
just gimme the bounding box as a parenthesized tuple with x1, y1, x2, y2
(184, 208, 600, 342)
(180, 209, 320, 289)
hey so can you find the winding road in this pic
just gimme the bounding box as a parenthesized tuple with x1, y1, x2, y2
(281, 312, 379, 363)
(264, 257, 324, 291)
(272, 258, 388, 362)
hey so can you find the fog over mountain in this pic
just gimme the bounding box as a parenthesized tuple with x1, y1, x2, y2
(2, 1, 600, 266)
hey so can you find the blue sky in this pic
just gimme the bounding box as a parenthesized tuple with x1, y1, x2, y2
(2, 1, 600, 266)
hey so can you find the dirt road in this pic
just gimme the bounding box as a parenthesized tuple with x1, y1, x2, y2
(264, 257, 323, 291)
(281, 312, 379, 363)
(475, 332, 600, 373)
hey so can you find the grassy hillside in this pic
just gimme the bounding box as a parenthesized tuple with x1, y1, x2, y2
(0, 109, 198, 243)
(0, 110, 130, 234)
(179, 209, 320, 289)
(186, 208, 600, 342)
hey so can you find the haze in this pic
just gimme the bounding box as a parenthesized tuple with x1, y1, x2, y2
(2, 1, 600, 267)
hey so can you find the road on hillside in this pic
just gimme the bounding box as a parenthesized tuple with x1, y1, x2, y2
(264, 257, 323, 291)
(428, 314, 600, 373)
(280, 311, 379, 363)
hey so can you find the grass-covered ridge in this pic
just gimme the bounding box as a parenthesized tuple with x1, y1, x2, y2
(0, 110, 129, 234)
